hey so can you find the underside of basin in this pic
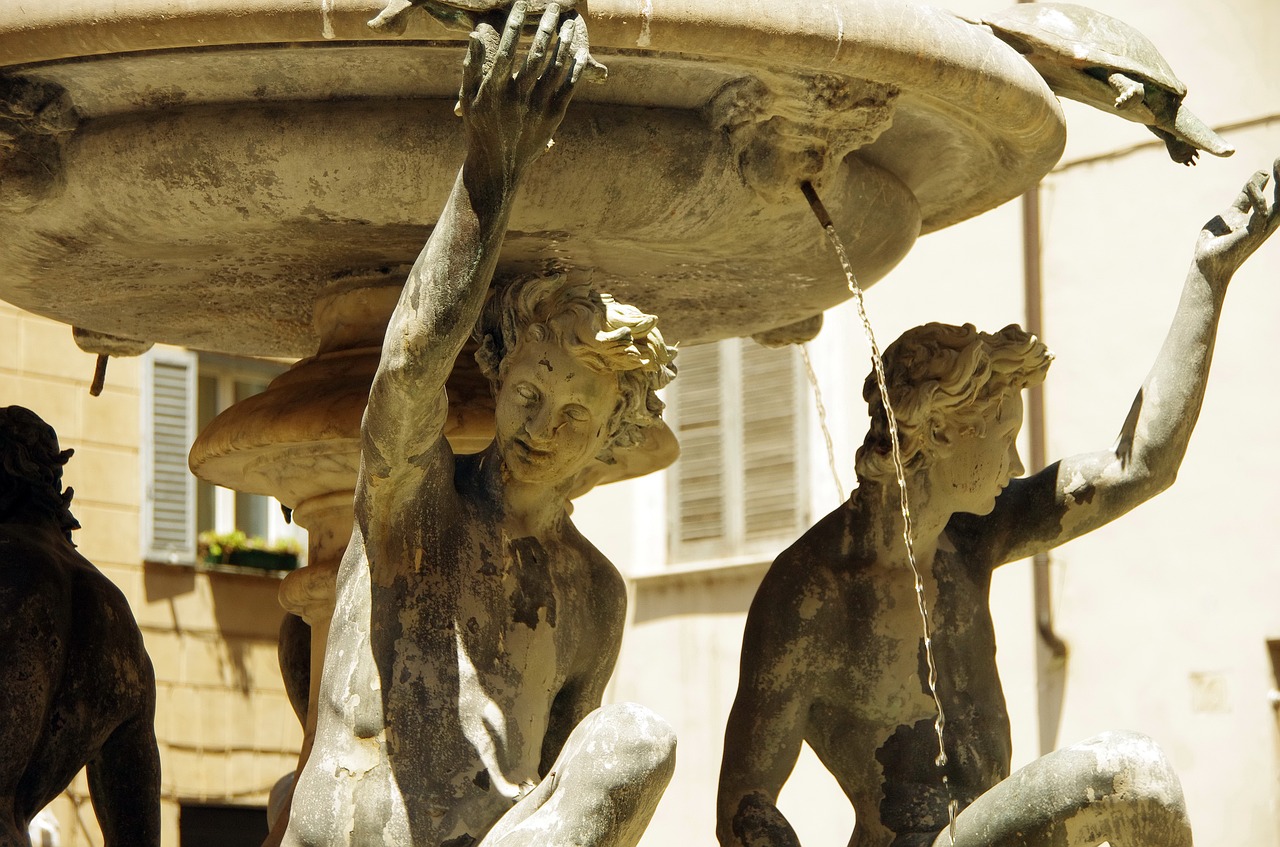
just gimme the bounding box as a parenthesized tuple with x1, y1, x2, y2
(0, 0, 1065, 356)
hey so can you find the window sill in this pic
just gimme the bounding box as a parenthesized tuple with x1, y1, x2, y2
(143, 557, 291, 580)
(628, 555, 772, 588)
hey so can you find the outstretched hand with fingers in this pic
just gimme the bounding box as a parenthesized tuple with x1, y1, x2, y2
(459, 1, 605, 187)
(1195, 158, 1280, 281)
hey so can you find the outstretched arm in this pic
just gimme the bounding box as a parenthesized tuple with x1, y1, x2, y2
(363, 2, 593, 477)
(984, 160, 1280, 565)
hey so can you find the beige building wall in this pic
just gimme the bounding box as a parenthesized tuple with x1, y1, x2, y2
(2, 0, 1276, 844)
(579, 0, 1280, 843)
(1, 304, 301, 845)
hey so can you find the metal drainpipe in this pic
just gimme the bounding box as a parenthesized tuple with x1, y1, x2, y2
(1016, 0, 1067, 757)
(1021, 185, 1065, 648)
(1022, 175, 1069, 756)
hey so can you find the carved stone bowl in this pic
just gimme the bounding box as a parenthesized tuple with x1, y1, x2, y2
(0, 0, 1065, 355)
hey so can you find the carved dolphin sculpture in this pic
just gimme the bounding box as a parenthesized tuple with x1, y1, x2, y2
(975, 3, 1233, 165)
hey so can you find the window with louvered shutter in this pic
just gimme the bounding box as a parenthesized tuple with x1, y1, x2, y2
(669, 338, 807, 563)
(672, 341, 725, 548)
(741, 340, 805, 543)
(142, 348, 198, 563)
(195, 353, 286, 542)
(142, 350, 301, 568)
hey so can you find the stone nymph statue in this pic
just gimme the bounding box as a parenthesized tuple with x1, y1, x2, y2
(0, 405, 161, 846)
(717, 160, 1280, 846)
(279, 4, 676, 846)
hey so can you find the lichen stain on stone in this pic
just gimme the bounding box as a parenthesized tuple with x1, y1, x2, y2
(477, 544, 499, 576)
(759, 637, 818, 694)
(507, 536, 557, 630)
(391, 639, 434, 688)
(1062, 468, 1096, 506)
(336, 731, 385, 779)
(134, 87, 189, 110)
(797, 593, 822, 621)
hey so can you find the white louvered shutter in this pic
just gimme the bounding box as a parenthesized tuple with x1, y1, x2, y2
(143, 348, 197, 563)
(669, 338, 806, 563)
(671, 341, 726, 555)
(741, 340, 806, 544)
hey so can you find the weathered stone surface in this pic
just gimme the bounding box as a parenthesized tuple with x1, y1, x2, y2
(271, 10, 679, 845)
(0, 0, 1064, 355)
(717, 163, 1280, 846)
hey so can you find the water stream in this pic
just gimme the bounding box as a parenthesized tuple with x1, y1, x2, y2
(799, 342, 846, 504)
(800, 182, 959, 842)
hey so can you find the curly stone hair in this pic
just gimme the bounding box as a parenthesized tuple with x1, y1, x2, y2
(0, 406, 80, 540)
(855, 323, 1052, 483)
(474, 273, 677, 460)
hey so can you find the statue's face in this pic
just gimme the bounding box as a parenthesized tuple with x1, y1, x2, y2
(494, 338, 621, 486)
(933, 392, 1025, 516)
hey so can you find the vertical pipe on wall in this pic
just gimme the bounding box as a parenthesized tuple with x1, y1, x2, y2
(1021, 180, 1069, 757)
(1014, 0, 1070, 761)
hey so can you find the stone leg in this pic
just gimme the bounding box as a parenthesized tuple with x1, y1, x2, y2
(478, 703, 676, 847)
(277, 612, 312, 725)
(0, 576, 58, 843)
(86, 714, 162, 847)
(932, 730, 1192, 847)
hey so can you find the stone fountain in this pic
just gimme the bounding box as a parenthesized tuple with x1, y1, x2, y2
(0, 0, 1066, 780)
(0, 0, 1079, 840)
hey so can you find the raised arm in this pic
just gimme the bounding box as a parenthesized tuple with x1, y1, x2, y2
(984, 160, 1280, 565)
(363, 2, 594, 472)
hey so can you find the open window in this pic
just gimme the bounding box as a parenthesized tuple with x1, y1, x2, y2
(141, 349, 301, 567)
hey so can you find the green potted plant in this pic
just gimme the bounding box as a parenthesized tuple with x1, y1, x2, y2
(198, 530, 302, 571)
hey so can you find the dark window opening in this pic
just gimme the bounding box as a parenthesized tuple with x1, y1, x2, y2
(179, 804, 269, 847)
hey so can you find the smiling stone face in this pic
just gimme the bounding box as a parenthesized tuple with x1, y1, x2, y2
(494, 339, 622, 486)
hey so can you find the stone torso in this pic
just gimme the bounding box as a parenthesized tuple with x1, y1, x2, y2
(767, 505, 1011, 847)
(296, 451, 625, 847)
(0, 523, 156, 823)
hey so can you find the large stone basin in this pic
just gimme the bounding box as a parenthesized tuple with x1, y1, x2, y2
(0, 0, 1065, 355)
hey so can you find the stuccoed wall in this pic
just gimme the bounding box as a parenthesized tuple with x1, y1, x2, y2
(0, 304, 301, 845)
(1, 0, 1274, 842)
(578, 0, 1280, 843)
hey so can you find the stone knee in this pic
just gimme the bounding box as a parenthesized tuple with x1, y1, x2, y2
(1073, 731, 1184, 805)
(579, 702, 676, 791)
(1066, 731, 1192, 846)
(524, 703, 674, 847)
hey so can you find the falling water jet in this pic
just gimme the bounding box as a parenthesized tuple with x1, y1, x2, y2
(800, 180, 960, 843)
(799, 342, 846, 504)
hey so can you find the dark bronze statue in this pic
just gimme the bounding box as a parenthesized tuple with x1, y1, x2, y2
(0, 405, 160, 846)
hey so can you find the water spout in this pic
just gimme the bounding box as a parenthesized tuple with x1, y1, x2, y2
(801, 180, 960, 843)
